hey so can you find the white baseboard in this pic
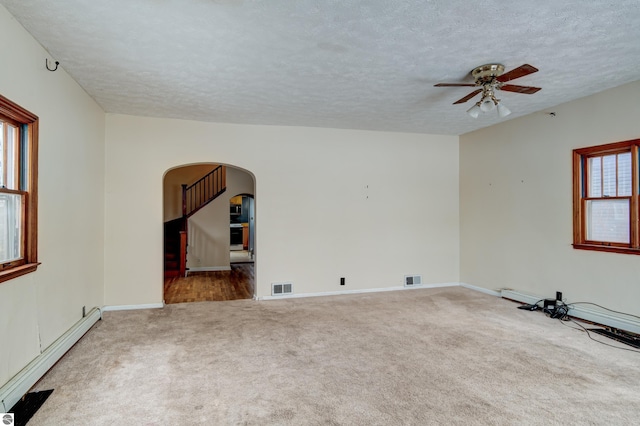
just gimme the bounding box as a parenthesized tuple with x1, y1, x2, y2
(459, 282, 502, 297)
(501, 289, 640, 335)
(188, 266, 231, 272)
(102, 303, 164, 312)
(500, 289, 544, 305)
(0, 307, 102, 412)
(259, 282, 459, 300)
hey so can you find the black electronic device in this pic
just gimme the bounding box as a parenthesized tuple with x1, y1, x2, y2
(544, 299, 557, 313)
(542, 299, 557, 318)
(517, 303, 539, 311)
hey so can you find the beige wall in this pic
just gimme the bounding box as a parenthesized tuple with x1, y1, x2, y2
(105, 114, 460, 303)
(188, 166, 255, 270)
(460, 80, 640, 315)
(0, 6, 105, 386)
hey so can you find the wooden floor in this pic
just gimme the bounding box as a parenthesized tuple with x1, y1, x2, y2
(164, 264, 254, 304)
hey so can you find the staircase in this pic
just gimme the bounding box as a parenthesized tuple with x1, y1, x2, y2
(164, 218, 185, 278)
(164, 165, 227, 278)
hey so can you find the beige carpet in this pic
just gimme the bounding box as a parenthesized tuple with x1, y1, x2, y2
(28, 287, 639, 425)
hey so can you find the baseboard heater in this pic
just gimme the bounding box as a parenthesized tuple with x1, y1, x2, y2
(0, 307, 102, 412)
(501, 289, 640, 335)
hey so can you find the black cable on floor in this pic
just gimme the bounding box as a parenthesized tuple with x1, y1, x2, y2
(515, 297, 640, 352)
(561, 317, 640, 354)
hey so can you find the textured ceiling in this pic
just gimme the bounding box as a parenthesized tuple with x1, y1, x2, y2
(2, 0, 640, 135)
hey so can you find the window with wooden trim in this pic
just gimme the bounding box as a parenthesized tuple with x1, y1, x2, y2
(573, 139, 640, 254)
(0, 94, 39, 282)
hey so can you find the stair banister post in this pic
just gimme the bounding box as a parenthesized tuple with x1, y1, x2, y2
(181, 184, 188, 219)
(221, 166, 226, 191)
(179, 229, 187, 277)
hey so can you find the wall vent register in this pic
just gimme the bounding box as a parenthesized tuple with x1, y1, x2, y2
(272, 283, 293, 296)
(404, 275, 422, 287)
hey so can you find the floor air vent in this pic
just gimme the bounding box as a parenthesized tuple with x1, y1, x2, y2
(272, 282, 293, 296)
(404, 275, 422, 287)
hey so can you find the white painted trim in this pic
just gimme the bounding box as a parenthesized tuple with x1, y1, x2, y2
(188, 266, 231, 272)
(102, 303, 164, 312)
(500, 289, 542, 305)
(0, 307, 102, 412)
(568, 305, 640, 335)
(459, 282, 502, 297)
(258, 282, 459, 300)
(501, 289, 640, 335)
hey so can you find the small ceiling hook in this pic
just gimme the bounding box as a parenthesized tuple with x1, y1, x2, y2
(46, 58, 59, 72)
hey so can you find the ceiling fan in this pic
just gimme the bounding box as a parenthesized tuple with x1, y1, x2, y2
(434, 64, 541, 118)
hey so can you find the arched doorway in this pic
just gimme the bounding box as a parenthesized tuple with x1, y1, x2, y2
(162, 163, 256, 303)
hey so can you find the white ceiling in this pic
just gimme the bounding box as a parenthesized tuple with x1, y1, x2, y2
(2, 0, 640, 135)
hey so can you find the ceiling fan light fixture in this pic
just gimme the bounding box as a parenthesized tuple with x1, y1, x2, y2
(435, 63, 541, 120)
(467, 103, 481, 118)
(479, 96, 495, 112)
(497, 103, 511, 118)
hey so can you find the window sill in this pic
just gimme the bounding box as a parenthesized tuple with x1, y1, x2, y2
(573, 244, 640, 255)
(0, 262, 40, 283)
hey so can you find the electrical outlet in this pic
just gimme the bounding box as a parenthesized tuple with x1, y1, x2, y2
(82, 306, 86, 317)
(340, 277, 345, 286)
(556, 291, 562, 301)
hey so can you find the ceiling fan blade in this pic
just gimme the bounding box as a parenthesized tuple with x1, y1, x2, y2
(496, 64, 538, 83)
(434, 83, 477, 87)
(453, 89, 482, 104)
(499, 84, 541, 94)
